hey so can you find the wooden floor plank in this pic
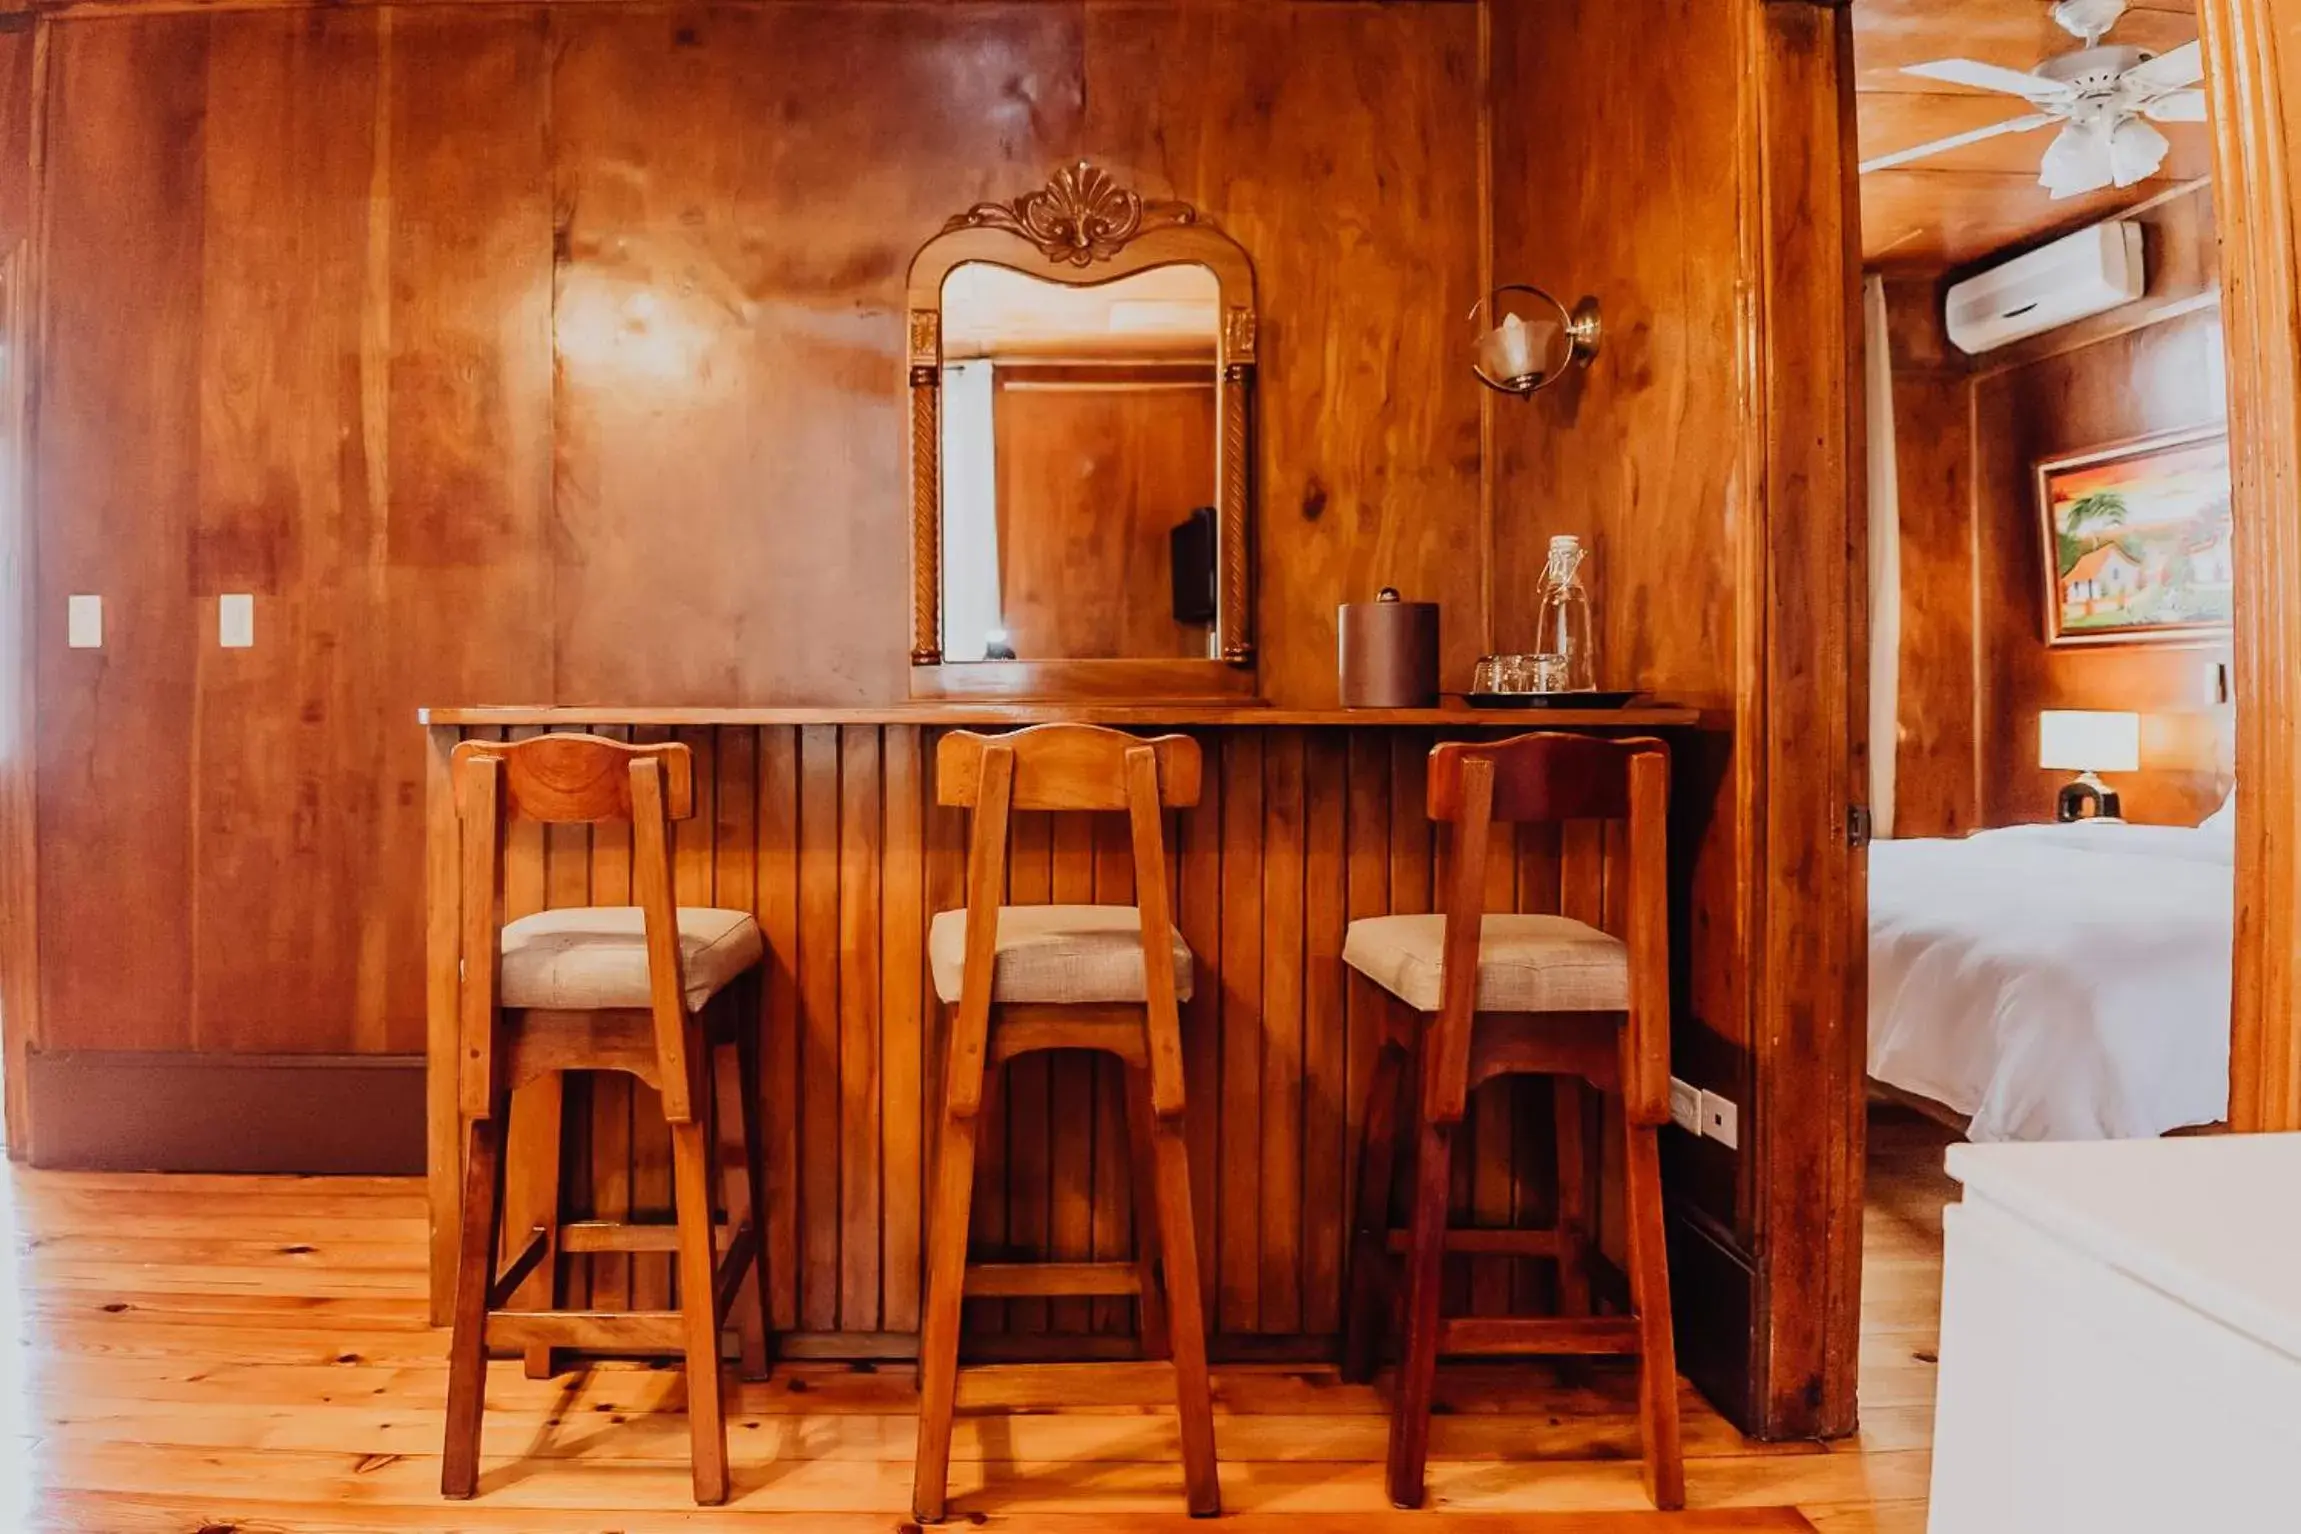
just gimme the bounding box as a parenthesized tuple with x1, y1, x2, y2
(0, 1106, 1959, 1530)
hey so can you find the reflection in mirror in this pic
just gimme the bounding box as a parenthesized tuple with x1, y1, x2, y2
(938, 261, 1221, 663)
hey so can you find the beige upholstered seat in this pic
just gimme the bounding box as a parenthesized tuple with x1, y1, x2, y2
(929, 905, 1195, 1005)
(1342, 913, 1627, 1014)
(500, 907, 765, 1012)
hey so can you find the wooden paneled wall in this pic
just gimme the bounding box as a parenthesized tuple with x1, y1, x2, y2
(11, 0, 1869, 1442)
(445, 720, 1627, 1353)
(1485, 0, 1753, 1266)
(28, 0, 1484, 1062)
(1971, 309, 2233, 827)
(1882, 187, 2233, 836)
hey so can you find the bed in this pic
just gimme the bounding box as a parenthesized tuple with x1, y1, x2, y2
(1867, 818, 2233, 1142)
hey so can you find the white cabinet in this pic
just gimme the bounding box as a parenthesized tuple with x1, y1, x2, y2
(1930, 1134, 2301, 1534)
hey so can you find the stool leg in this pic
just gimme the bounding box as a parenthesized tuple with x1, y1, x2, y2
(670, 1116, 731, 1505)
(1554, 1077, 1592, 1317)
(442, 1112, 506, 1499)
(1340, 1035, 1409, 1384)
(1385, 1115, 1452, 1510)
(1624, 1119, 1685, 1510)
(738, 1009, 775, 1376)
(717, 1019, 772, 1379)
(912, 1087, 983, 1523)
(1122, 1065, 1170, 1359)
(503, 1074, 565, 1380)
(1144, 1103, 1219, 1517)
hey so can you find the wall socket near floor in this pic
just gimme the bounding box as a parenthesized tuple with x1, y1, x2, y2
(1669, 1077, 1741, 1148)
(1667, 1076, 1702, 1135)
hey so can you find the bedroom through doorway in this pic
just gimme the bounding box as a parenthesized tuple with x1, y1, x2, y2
(1856, 0, 2237, 1147)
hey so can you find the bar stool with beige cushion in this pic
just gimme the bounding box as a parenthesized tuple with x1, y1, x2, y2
(912, 725, 1218, 1522)
(1338, 731, 1683, 1511)
(442, 734, 774, 1506)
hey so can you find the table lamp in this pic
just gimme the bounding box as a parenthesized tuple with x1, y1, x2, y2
(2039, 709, 2140, 822)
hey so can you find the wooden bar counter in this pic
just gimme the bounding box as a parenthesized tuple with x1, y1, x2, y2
(421, 703, 1699, 1349)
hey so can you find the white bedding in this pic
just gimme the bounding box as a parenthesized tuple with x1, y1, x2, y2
(1868, 822, 2232, 1142)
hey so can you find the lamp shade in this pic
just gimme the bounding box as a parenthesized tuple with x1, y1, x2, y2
(2038, 710, 2140, 773)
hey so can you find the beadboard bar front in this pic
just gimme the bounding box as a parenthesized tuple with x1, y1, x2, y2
(422, 706, 1700, 1358)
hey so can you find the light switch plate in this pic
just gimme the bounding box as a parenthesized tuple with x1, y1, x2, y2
(219, 593, 254, 649)
(1700, 1090, 1740, 1150)
(66, 594, 101, 649)
(1667, 1076, 1701, 1135)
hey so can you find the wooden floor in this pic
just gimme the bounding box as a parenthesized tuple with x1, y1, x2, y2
(0, 1107, 1956, 1532)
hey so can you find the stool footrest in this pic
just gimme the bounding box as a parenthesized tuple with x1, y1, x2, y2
(561, 1219, 734, 1254)
(486, 1309, 686, 1354)
(953, 1358, 1179, 1411)
(1439, 1315, 1640, 1357)
(963, 1260, 1142, 1298)
(1383, 1226, 1571, 1258)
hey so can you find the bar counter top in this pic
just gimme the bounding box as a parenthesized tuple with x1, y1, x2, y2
(420, 701, 1703, 729)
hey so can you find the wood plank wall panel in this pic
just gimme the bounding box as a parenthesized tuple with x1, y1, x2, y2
(1883, 283, 1981, 842)
(442, 720, 1623, 1350)
(1079, 3, 1487, 702)
(1972, 306, 2235, 827)
(35, 7, 555, 1056)
(37, 17, 207, 1050)
(29, 0, 1483, 1059)
(1486, 0, 1750, 1238)
(1882, 192, 2234, 838)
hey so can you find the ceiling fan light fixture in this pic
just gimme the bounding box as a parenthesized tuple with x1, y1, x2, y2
(2039, 121, 2112, 198)
(2108, 116, 2172, 186)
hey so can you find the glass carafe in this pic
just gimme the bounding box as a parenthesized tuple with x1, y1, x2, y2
(1532, 535, 1598, 691)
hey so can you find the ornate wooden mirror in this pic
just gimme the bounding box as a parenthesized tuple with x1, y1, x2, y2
(906, 163, 1258, 700)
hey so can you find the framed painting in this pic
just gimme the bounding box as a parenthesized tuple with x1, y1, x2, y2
(2036, 426, 2234, 647)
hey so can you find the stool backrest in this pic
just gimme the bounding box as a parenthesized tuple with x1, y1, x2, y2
(450, 734, 701, 1123)
(934, 725, 1201, 1118)
(938, 726, 1200, 811)
(1423, 732, 1672, 1128)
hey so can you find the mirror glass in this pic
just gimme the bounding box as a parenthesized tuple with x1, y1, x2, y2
(938, 260, 1222, 663)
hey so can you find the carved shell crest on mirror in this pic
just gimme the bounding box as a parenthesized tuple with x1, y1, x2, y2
(944, 161, 1198, 267)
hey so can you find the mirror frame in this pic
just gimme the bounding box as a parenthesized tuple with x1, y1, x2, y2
(905, 162, 1258, 699)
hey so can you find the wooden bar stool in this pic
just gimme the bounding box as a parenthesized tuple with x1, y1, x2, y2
(441, 733, 774, 1506)
(1338, 731, 1683, 1511)
(912, 725, 1219, 1522)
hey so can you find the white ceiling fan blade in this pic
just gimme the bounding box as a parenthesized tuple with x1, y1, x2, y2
(1859, 113, 2061, 174)
(2141, 88, 2209, 123)
(2124, 40, 2205, 94)
(1903, 58, 2071, 101)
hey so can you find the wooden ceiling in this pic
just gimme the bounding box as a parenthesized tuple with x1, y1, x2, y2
(1856, 0, 2212, 272)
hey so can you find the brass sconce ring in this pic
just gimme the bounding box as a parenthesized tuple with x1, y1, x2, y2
(1468, 285, 1603, 396)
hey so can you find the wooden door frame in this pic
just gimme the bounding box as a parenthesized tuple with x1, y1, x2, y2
(2200, 0, 2301, 1134)
(1751, 0, 2301, 1439)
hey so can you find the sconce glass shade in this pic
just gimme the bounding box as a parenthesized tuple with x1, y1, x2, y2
(1470, 285, 1602, 396)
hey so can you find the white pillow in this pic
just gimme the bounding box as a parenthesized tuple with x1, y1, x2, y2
(2203, 789, 2236, 835)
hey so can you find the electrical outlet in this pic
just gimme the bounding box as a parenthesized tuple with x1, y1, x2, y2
(1667, 1076, 1701, 1134)
(1700, 1090, 1740, 1150)
(219, 594, 254, 649)
(66, 594, 101, 649)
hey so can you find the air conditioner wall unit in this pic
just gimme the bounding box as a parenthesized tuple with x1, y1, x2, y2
(1943, 222, 2146, 355)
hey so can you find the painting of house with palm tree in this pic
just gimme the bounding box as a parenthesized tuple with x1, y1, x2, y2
(2035, 427, 2233, 646)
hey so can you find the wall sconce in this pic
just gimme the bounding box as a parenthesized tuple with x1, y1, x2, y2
(1470, 284, 1602, 396)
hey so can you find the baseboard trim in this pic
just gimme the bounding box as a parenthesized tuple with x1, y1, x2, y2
(1668, 1200, 1759, 1437)
(25, 1050, 425, 1174)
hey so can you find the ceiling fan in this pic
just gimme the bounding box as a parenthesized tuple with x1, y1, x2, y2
(1861, 0, 2207, 199)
